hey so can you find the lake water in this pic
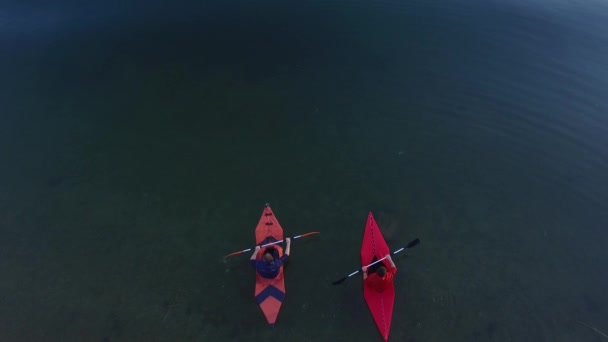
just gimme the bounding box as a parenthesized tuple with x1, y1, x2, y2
(1, 0, 607, 340)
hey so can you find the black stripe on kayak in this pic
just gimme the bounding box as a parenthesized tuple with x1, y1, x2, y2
(255, 285, 285, 304)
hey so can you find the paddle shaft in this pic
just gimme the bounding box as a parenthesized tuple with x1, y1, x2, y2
(332, 238, 419, 285)
(224, 232, 320, 258)
(259, 232, 317, 248)
(347, 247, 405, 277)
(238, 239, 284, 254)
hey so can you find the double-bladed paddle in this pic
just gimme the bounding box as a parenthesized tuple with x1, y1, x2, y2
(224, 231, 321, 258)
(332, 238, 420, 285)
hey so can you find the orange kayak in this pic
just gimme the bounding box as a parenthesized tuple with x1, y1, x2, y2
(253, 204, 285, 327)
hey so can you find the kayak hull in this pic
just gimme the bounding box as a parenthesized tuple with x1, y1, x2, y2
(254, 204, 285, 326)
(361, 212, 395, 342)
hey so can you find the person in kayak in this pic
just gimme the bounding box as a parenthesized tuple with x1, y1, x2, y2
(250, 237, 291, 279)
(362, 254, 397, 291)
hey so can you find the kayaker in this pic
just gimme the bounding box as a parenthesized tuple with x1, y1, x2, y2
(250, 237, 291, 279)
(362, 254, 397, 291)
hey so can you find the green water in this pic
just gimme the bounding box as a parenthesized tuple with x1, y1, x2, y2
(1, 0, 607, 340)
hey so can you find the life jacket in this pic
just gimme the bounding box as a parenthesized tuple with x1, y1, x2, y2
(256, 244, 285, 278)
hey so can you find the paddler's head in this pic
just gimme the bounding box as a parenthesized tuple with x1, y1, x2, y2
(263, 252, 274, 263)
(377, 266, 387, 277)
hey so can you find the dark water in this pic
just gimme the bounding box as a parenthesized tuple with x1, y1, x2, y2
(1, 0, 608, 341)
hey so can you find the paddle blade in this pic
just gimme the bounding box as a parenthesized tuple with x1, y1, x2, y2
(332, 276, 348, 285)
(406, 238, 420, 249)
(223, 249, 250, 258)
(224, 252, 241, 259)
(295, 231, 321, 239)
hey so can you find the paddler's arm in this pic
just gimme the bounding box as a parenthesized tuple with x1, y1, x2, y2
(386, 254, 396, 269)
(385, 254, 397, 280)
(284, 237, 291, 256)
(362, 266, 368, 280)
(250, 246, 261, 264)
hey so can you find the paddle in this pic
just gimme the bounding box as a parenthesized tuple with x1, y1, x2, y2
(332, 238, 420, 285)
(224, 231, 321, 258)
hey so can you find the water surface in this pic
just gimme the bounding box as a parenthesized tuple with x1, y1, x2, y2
(1, 0, 607, 340)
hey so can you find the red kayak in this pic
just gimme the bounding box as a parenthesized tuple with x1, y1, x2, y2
(253, 204, 286, 326)
(361, 212, 395, 341)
